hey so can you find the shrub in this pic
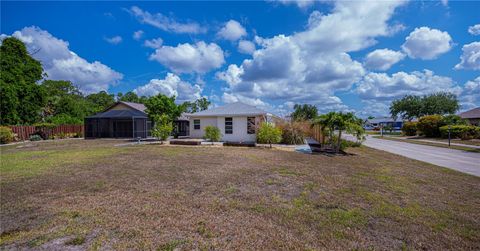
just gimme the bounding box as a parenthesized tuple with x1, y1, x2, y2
(0, 126, 15, 144)
(47, 114, 83, 125)
(151, 114, 173, 143)
(439, 125, 480, 140)
(29, 134, 42, 141)
(401, 121, 418, 136)
(278, 122, 305, 145)
(257, 123, 282, 148)
(441, 114, 467, 126)
(204, 126, 221, 143)
(340, 139, 361, 151)
(417, 115, 445, 138)
(34, 122, 56, 140)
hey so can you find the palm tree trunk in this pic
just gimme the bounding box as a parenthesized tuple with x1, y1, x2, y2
(336, 130, 342, 153)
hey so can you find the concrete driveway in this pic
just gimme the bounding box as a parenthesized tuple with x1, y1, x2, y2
(352, 135, 480, 177)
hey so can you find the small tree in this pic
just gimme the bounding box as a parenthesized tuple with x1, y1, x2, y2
(257, 123, 282, 148)
(151, 114, 173, 144)
(204, 125, 221, 144)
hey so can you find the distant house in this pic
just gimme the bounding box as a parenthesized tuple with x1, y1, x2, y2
(364, 117, 403, 131)
(85, 101, 151, 139)
(459, 107, 480, 126)
(188, 102, 276, 142)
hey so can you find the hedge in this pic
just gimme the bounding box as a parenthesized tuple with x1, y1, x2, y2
(401, 121, 418, 136)
(439, 125, 480, 140)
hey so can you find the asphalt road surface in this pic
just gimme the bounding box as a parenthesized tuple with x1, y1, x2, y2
(353, 135, 480, 177)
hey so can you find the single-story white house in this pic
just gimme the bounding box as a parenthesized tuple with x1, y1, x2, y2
(187, 102, 276, 142)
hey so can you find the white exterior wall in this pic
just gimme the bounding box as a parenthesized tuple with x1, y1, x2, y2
(189, 117, 217, 139)
(189, 115, 262, 142)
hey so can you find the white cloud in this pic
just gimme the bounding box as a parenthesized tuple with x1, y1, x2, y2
(216, 1, 406, 112)
(274, 0, 314, 9)
(149, 41, 225, 74)
(356, 69, 462, 101)
(216, 20, 247, 41)
(454, 42, 480, 70)
(133, 30, 144, 40)
(468, 24, 480, 36)
(401, 27, 453, 60)
(104, 35, 122, 45)
(8, 26, 122, 93)
(460, 77, 480, 110)
(144, 37, 163, 48)
(238, 40, 256, 54)
(128, 6, 206, 34)
(364, 49, 405, 71)
(134, 73, 202, 103)
(355, 69, 467, 116)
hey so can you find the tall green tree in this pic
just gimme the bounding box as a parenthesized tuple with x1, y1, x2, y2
(144, 94, 182, 122)
(86, 91, 115, 113)
(41, 80, 88, 124)
(291, 104, 318, 121)
(183, 97, 211, 113)
(117, 91, 148, 104)
(0, 37, 45, 125)
(390, 92, 459, 121)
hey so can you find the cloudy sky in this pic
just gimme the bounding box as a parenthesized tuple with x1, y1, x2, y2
(2, 1, 479, 116)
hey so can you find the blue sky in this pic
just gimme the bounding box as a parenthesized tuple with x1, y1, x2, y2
(1, 0, 479, 117)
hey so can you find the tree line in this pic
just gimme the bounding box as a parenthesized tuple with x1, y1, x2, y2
(0, 37, 210, 126)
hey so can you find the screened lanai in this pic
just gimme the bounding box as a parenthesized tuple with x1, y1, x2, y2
(84, 103, 151, 139)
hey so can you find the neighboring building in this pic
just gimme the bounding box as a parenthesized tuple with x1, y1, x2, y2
(85, 101, 152, 139)
(364, 117, 403, 131)
(188, 102, 275, 142)
(459, 107, 480, 126)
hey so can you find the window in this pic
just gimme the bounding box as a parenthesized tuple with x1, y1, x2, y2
(225, 117, 233, 134)
(194, 119, 200, 130)
(247, 117, 255, 134)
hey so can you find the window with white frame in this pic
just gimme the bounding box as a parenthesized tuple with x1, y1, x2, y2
(193, 119, 200, 130)
(225, 117, 233, 134)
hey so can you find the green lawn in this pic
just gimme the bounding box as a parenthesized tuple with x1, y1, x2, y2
(1, 139, 479, 250)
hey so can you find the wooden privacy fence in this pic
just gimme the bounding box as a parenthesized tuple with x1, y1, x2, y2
(9, 125, 84, 141)
(310, 124, 325, 144)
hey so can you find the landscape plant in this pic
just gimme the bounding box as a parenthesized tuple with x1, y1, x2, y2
(277, 121, 305, 145)
(312, 112, 365, 153)
(151, 114, 173, 144)
(204, 126, 221, 144)
(439, 125, 480, 140)
(401, 121, 418, 136)
(257, 122, 282, 148)
(417, 115, 445, 138)
(0, 126, 15, 144)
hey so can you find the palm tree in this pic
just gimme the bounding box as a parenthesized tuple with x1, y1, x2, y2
(311, 112, 336, 146)
(312, 112, 365, 153)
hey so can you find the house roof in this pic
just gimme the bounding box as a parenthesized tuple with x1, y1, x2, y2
(119, 101, 146, 112)
(86, 109, 148, 119)
(459, 107, 480, 119)
(366, 117, 401, 124)
(189, 102, 268, 117)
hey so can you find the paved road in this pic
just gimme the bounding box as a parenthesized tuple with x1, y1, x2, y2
(349, 135, 480, 177)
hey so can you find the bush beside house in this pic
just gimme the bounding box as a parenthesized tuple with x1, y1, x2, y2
(257, 123, 282, 148)
(204, 126, 221, 144)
